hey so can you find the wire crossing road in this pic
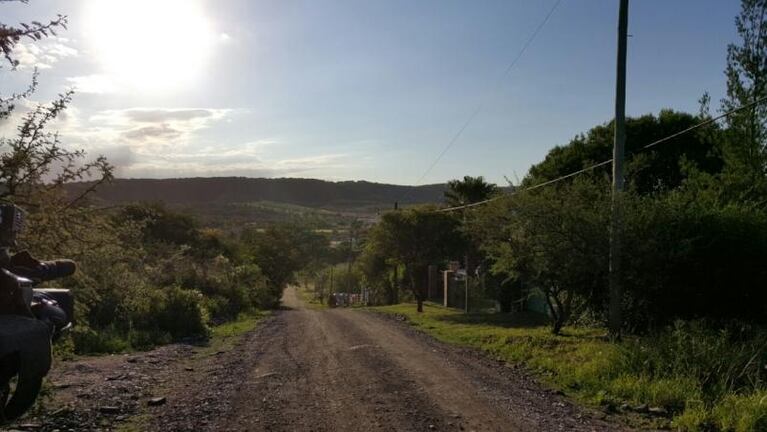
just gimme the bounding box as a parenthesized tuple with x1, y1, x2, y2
(146, 287, 628, 431)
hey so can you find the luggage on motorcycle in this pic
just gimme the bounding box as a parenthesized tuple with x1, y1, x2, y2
(0, 268, 32, 318)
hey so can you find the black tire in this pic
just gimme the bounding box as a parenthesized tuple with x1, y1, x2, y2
(0, 316, 53, 423)
(0, 350, 46, 422)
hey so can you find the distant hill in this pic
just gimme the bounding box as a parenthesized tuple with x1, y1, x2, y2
(67, 177, 446, 209)
(65, 177, 447, 229)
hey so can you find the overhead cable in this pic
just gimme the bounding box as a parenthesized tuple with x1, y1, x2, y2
(439, 95, 767, 212)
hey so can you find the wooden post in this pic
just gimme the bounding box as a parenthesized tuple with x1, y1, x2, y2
(609, 0, 629, 340)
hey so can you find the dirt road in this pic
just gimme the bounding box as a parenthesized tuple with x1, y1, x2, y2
(9, 288, 629, 431)
(152, 287, 624, 432)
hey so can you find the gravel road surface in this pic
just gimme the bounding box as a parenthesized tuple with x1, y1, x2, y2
(6, 287, 631, 431)
(154, 287, 625, 431)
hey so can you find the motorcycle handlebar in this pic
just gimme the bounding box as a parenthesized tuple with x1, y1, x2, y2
(25, 259, 76, 282)
(8, 251, 76, 282)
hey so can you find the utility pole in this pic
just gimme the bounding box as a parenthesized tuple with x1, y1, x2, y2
(609, 0, 629, 340)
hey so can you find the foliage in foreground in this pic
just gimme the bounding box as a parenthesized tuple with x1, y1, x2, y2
(373, 304, 767, 431)
(57, 203, 282, 354)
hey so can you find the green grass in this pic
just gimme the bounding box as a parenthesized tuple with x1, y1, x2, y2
(203, 311, 270, 354)
(371, 303, 767, 432)
(210, 312, 267, 338)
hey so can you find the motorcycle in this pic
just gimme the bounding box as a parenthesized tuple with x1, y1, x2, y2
(0, 204, 75, 422)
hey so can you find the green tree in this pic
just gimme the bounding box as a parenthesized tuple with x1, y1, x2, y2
(242, 224, 327, 307)
(0, 1, 112, 258)
(525, 111, 723, 196)
(121, 202, 200, 246)
(718, 0, 767, 205)
(444, 176, 498, 207)
(476, 179, 609, 334)
(356, 241, 398, 305)
(445, 176, 511, 310)
(368, 206, 463, 312)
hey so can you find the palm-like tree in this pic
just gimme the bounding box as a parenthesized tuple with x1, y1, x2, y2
(444, 176, 498, 207)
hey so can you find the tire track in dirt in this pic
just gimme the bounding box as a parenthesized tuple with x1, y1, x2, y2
(213, 287, 629, 431)
(220, 287, 451, 432)
(15, 287, 634, 431)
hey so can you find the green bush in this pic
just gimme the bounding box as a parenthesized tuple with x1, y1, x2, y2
(623, 199, 767, 329)
(127, 329, 173, 350)
(675, 391, 767, 432)
(239, 264, 279, 309)
(72, 327, 131, 354)
(619, 321, 767, 408)
(19, 203, 286, 355)
(203, 295, 232, 321)
(151, 286, 210, 339)
(712, 391, 767, 432)
(614, 320, 767, 430)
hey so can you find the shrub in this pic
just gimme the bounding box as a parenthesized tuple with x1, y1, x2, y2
(674, 391, 767, 432)
(127, 329, 172, 351)
(712, 391, 767, 432)
(623, 198, 767, 330)
(151, 286, 210, 339)
(72, 327, 131, 354)
(237, 264, 278, 309)
(621, 321, 767, 402)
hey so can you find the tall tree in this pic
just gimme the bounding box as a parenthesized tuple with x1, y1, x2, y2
(368, 206, 463, 312)
(720, 0, 767, 204)
(525, 111, 723, 196)
(444, 176, 499, 302)
(0, 2, 113, 421)
(476, 179, 610, 334)
(444, 176, 498, 207)
(0, 1, 112, 258)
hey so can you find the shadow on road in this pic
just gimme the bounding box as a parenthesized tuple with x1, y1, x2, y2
(434, 310, 548, 329)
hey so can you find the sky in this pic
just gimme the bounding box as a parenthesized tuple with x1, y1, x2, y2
(0, 0, 743, 185)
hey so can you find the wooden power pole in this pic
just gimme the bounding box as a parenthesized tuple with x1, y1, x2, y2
(609, 0, 629, 340)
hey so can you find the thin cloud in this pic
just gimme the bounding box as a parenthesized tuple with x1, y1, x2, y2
(90, 108, 229, 127)
(83, 108, 231, 150)
(123, 108, 224, 123)
(14, 37, 77, 70)
(1, 100, 344, 180)
(117, 152, 349, 179)
(122, 124, 183, 141)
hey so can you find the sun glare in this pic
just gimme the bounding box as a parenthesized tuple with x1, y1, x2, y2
(84, 0, 214, 92)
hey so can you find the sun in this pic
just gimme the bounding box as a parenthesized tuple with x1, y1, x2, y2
(83, 0, 214, 92)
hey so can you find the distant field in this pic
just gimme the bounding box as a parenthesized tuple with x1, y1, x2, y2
(173, 200, 371, 231)
(68, 176, 446, 230)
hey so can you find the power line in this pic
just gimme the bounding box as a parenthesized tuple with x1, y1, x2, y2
(439, 95, 767, 212)
(409, 0, 565, 188)
(415, 106, 482, 187)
